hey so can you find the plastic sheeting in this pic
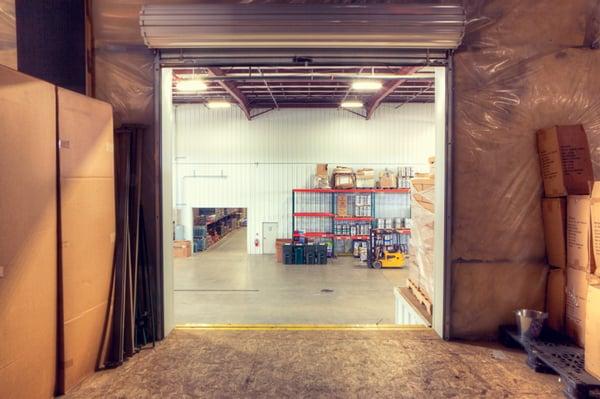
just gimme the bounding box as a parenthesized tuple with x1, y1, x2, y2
(0, 0, 16, 69)
(451, 0, 600, 338)
(408, 182, 434, 301)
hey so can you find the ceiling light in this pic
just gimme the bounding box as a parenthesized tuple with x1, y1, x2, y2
(176, 79, 207, 92)
(340, 101, 364, 108)
(207, 100, 231, 109)
(351, 80, 383, 91)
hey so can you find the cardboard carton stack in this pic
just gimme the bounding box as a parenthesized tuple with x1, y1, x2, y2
(356, 168, 376, 188)
(378, 169, 397, 189)
(333, 166, 355, 189)
(313, 163, 330, 189)
(537, 125, 600, 377)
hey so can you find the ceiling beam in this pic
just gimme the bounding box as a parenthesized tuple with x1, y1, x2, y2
(205, 67, 252, 120)
(364, 66, 422, 120)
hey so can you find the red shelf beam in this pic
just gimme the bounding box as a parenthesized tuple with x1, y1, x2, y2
(292, 232, 334, 238)
(334, 235, 370, 240)
(293, 188, 409, 194)
(334, 216, 372, 221)
(293, 212, 335, 217)
(372, 228, 411, 235)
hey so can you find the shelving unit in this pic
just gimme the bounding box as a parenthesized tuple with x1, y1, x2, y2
(292, 188, 411, 257)
(193, 208, 246, 252)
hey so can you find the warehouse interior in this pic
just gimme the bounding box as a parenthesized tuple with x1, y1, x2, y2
(169, 64, 441, 325)
(2, 0, 600, 398)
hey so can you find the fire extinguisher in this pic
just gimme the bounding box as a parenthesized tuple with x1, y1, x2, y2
(254, 238, 260, 247)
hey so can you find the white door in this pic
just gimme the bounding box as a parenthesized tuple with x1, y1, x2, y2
(262, 222, 278, 254)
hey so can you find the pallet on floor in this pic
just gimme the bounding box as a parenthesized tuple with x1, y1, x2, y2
(499, 325, 600, 399)
(406, 278, 432, 316)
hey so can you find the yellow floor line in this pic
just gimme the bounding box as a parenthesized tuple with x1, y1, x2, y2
(176, 323, 430, 331)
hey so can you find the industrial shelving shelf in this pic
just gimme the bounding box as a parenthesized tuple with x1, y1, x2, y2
(292, 186, 412, 257)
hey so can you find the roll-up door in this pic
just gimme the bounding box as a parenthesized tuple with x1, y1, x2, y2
(140, 3, 465, 67)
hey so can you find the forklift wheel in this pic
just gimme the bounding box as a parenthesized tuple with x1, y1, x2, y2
(373, 261, 382, 269)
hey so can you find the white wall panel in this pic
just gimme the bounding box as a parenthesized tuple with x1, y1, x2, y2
(173, 103, 435, 254)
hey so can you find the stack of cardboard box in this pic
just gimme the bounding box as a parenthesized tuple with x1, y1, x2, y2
(378, 169, 397, 189)
(356, 168, 376, 188)
(313, 163, 330, 189)
(538, 125, 600, 377)
(333, 166, 355, 189)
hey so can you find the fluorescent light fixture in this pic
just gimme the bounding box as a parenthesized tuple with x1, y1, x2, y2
(340, 101, 364, 108)
(351, 80, 382, 91)
(176, 79, 207, 91)
(207, 100, 231, 109)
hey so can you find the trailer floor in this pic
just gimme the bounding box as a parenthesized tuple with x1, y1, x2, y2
(66, 327, 563, 398)
(175, 227, 410, 325)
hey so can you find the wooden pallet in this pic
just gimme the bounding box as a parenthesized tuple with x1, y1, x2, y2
(406, 278, 432, 315)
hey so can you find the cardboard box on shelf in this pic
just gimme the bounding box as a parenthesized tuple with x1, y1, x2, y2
(537, 125, 594, 197)
(542, 198, 567, 268)
(173, 240, 192, 258)
(585, 284, 600, 378)
(546, 268, 566, 332)
(356, 168, 375, 188)
(316, 163, 328, 177)
(334, 173, 354, 189)
(566, 267, 588, 347)
(336, 195, 348, 217)
(590, 182, 600, 277)
(567, 195, 594, 273)
(378, 170, 397, 189)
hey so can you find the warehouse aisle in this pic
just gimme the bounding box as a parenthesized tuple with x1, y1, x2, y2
(66, 328, 562, 398)
(174, 227, 410, 325)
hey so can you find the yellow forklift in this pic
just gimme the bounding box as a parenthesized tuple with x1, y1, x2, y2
(367, 228, 409, 269)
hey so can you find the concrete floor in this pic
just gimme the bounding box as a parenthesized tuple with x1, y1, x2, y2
(66, 328, 563, 398)
(175, 227, 409, 325)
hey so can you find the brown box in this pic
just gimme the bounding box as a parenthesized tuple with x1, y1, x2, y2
(591, 182, 600, 277)
(542, 198, 567, 268)
(546, 268, 566, 332)
(334, 173, 354, 189)
(336, 195, 348, 217)
(537, 125, 594, 197)
(57, 88, 115, 394)
(316, 163, 328, 177)
(585, 284, 600, 378)
(566, 267, 588, 347)
(0, 65, 57, 399)
(567, 195, 594, 273)
(378, 170, 397, 189)
(276, 239, 293, 263)
(411, 177, 435, 193)
(173, 240, 192, 258)
(355, 168, 375, 188)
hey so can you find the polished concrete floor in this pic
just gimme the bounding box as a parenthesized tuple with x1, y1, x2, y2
(174, 228, 409, 325)
(67, 328, 563, 398)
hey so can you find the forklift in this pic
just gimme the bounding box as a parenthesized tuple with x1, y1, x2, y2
(367, 228, 409, 269)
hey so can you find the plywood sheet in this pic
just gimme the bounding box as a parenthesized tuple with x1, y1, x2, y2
(0, 65, 57, 399)
(57, 88, 115, 393)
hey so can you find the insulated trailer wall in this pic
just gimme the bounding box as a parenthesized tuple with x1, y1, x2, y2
(173, 103, 435, 254)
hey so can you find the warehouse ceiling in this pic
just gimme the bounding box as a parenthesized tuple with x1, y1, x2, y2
(171, 65, 435, 114)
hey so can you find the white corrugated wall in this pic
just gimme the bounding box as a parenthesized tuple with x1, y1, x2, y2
(173, 103, 435, 254)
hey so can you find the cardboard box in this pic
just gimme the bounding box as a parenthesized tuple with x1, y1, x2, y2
(173, 240, 192, 258)
(336, 195, 348, 216)
(567, 195, 594, 272)
(57, 88, 115, 394)
(378, 170, 397, 189)
(546, 268, 566, 332)
(585, 284, 600, 378)
(355, 168, 375, 188)
(276, 239, 293, 263)
(316, 163, 328, 177)
(591, 182, 600, 277)
(411, 177, 435, 193)
(0, 65, 57, 399)
(334, 173, 354, 189)
(566, 267, 588, 347)
(542, 198, 567, 268)
(537, 125, 594, 197)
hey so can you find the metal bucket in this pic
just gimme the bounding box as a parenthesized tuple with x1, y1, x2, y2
(515, 309, 548, 339)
